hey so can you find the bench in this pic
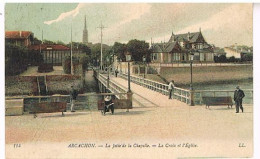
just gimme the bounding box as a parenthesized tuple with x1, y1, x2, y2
(31, 102, 67, 118)
(97, 99, 132, 114)
(5, 99, 24, 116)
(202, 96, 233, 109)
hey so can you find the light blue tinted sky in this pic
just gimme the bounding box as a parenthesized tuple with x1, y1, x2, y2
(5, 3, 253, 47)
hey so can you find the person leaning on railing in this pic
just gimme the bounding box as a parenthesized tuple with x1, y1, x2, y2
(168, 80, 175, 99)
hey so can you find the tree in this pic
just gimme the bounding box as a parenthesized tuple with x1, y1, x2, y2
(67, 42, 91, 55)
(43, 39, 55, 45)
(90, 43, 111, 66)
(33, 37, 42, 45)
(56, 40, 65, 45)
(126, 39, 150, 62)
(112, 42, 127, 61)
(241, 53, 253, 62)
(79, 55, 89, 72)
(62, 56, 79, 74)
(5, 42, 29, 75)
(214, 55, 227, 63)
(228, 56, 236, 62)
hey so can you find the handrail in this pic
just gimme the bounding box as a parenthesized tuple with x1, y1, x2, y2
(5, 92, 129, 99)
(36, 76, 41, 95)
(117, 72, 191, 104)
(95, 69, 254, 106)
(194, 89, 253, 93)
(44, 75, 48, 93)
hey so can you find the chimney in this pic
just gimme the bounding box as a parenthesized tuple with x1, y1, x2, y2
(188, 32, 190, 41)
(19, 31, 22, 37)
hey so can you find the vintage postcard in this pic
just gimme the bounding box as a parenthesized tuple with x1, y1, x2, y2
(3, 3, 255, 159)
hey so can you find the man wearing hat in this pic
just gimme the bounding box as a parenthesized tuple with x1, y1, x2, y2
(234, 86, 245, 113)
(70, 85, 78, 112)
(103, 95, 114, 115)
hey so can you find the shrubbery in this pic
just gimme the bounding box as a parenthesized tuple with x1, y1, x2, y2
(38, 63, 54, 73)
(79, 55, 89, 72)
(62, 56, 80, 74)
(214, 54, 253, 63)
(5, 43, 28, 76)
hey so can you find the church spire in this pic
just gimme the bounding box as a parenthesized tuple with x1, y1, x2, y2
(84, 15, 87, 30)
(82, 15, 88, 44)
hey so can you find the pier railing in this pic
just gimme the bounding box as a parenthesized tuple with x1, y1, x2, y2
(94, 69, 253, 106)
(194, 89, 253, 105)
(5, 92, 130, 112)
(149, 62, 252, 68)
(117, 72, 192, 105)
(98, 73, 128, 99)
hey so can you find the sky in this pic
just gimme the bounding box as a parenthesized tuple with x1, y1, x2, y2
(5, 3, 253, 47)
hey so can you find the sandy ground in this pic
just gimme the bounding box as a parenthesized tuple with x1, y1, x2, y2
(6, 67, 253, 158)
(5, 103, 253, 159)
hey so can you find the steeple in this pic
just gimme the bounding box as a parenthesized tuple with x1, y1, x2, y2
(84, 15, 87, 30)
(82, 15, 88, 44)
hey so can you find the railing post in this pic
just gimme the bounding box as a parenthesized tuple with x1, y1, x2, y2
(189, 89, 195, 106)
(127, 92, 133, 112)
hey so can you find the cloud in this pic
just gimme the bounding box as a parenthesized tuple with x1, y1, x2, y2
(102, 4, 151, 44)
(149, 4, 252, 47)
(44, 3, 87, 25)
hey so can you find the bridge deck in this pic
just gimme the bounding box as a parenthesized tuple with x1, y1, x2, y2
(108, 75, 187, 107)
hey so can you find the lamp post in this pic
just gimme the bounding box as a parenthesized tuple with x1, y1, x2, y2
(143, 56, 146, 78)
(106, 57, 110, 79)
(125, 52, 132, 93)
(190, 52, 194, 90)
(106, 57, 110, 89)
(97, 59, 99, 69)
(190, 51, 195, 106)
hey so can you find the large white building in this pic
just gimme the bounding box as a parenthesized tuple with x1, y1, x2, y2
(224, 46, 252, 59)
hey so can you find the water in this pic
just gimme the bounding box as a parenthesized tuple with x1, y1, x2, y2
(24, 70, 102, 112)
(191, 79, 253, 104)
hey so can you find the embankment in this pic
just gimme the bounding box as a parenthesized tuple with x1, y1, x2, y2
(159, 64, 253, 86)
(5, 75, 84, 96)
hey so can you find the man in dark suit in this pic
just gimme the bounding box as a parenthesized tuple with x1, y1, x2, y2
(234, 86, 245, 113)
(103, 95, 114, 115)
(70, 85, 78, 112)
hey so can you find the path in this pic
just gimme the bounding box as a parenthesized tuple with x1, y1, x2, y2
(109, 75, 185, 108)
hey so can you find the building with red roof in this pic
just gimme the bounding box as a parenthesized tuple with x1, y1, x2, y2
(29, 44, 71, 66)
(5, 31, 34, 47)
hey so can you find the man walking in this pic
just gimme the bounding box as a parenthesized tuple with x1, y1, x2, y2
(70, 85, 78, 112)
(115, 68, 119, 77)
(234, 86, 245, 113)
(168, 80, 175, 99)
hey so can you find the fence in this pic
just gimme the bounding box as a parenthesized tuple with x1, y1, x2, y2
(194, 89, 253, 105)
(94, 70, 253, 106)
(117, 72, 192, 105)
(97, 72, 128, 99)
(149, 62, 252, 68)
(5, 92, 130, 113)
